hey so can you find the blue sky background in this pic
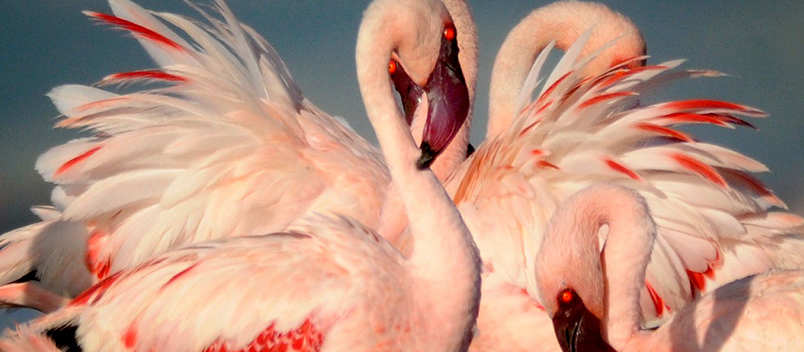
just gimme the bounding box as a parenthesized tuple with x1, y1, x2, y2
(1, 0, 802, 326)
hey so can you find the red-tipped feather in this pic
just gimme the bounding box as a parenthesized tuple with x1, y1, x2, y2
(605, 158, 641, 181)
(538, 71, 573, 103)
(160, 264, 199, 292)
(645, 282, 667, 316)
(55, 146, 102, 177)
(202, 320, 324, 352)
(653, 113, 732, 128)
(634, 123, 694, 142)
(686, 270, 706, 292)
(84, 11, 184, 51)
(595, 65, 666, 88)
(686, 266, 716, 292)
(720, 169, 786, 208)
(101, 70, 188, 85)
(672, 153, 727, 187)
(70, 272, 122, 307)
(608, 55, 650, 71)
(122, 324, 138, 349)
(537, 160, 560, 170)
(663, 99, 766, 116)
(579, 91, 636, 108)
(660, 112, 755, 129)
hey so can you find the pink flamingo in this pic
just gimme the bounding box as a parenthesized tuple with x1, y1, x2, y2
(3, 1, 803, 351)
(536, 183, 804, 351)
(0, 0, 478, 311)
(377, 0, 478, 238)
(437, 2, 804, 351)
(0, 0, 482, 350)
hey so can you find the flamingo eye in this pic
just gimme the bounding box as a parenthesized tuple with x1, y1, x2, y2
(443, 24, 456, 41)
(388, 60, 399, 74)
(559, 289, 575, 304)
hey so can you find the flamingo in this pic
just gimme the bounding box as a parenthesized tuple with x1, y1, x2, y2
(485, 0, 645, 140)
(535, 183, 804, 351)
(424, 2, 804, 351)
(377, 0, 478, 239)
(2, 2, 803, 351)
(0, 0, 482, 350)
(0, 0, 478, 312)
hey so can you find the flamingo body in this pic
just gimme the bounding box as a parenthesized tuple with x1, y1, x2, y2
(440, 3, 804, 350)
(48, 218, 415, 352)
(0, 0, 482, 306)
(1, 0, 482, 350)
(1, 216, 466, 351)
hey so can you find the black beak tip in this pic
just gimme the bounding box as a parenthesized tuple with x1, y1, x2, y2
(417, 141, 438, 170)
(551, 298, 616, 352)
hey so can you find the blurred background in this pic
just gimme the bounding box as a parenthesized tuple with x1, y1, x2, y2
(1, 0, 802, 326)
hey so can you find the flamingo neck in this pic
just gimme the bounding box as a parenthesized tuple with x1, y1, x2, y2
(573, 185, 656, 349)
(376, 117, 468, 248)
(378, 0, 478, 248)
(355, 5, 481, 348)
(487, 1, 644, 139)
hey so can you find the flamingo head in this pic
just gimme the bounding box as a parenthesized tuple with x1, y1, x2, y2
(387, 20, 469, 169)
(357, 0, 470, 169)
(535, 183, 657, 352)
(534, 186, 616, 352)
(536, 250, 614, 352)
(549, 288, 615, 352)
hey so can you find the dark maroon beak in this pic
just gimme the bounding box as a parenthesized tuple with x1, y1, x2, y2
(390, 61, 424, 126)
(416, 30, 470, 169)
(552, 290, 615, 352)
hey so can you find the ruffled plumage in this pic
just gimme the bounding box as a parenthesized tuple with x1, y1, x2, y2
(450, 34, 804, 332)
(0, 0, 389, 300)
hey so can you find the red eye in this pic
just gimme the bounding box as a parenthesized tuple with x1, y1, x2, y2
(443, 24, 456, 41)
(559, 289, 574, 304)
(388, 60, 398, 74)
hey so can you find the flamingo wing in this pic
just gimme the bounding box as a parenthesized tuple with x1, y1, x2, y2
(450, 35, 804, 325)
(9, 216, 408, 352)
(638, 271, 804, 351)
(0, 0, 389, 302)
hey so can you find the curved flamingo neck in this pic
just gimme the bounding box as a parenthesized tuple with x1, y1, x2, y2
(547, 184, 655, 350)
(356, 2, 481, 348)
(592, 186, 654, 349)
(487, 1, 644, 139)
(378, 0, 477, 249)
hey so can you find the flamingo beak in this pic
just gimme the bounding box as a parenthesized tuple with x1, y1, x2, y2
(390, 63, 424, 126)
(552, 297, 615, 352)
(416, 33, 470, 169)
